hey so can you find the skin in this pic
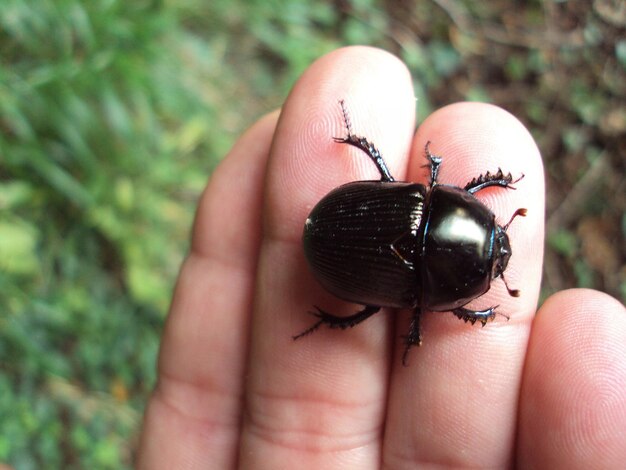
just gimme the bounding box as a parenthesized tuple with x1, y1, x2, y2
(136, 46, 626, 469)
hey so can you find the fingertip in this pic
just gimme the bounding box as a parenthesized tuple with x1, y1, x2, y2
(526, 288, 626, 381)
(538, 287, 626, 320)
(287, 45, 413, 104)
(519, 288, 626, 468)
(529, 288, 626, 364)
(266, 46, 416, 241)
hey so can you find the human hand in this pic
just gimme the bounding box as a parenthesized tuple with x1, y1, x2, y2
(137, 46, 626, 469)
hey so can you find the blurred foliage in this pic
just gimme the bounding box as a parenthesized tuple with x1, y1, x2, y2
(0, 0, 624, 467)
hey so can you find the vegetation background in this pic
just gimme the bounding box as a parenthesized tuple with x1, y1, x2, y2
(0, 0, 624, 467)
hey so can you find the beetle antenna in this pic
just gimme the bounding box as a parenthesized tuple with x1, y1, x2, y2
(503, 208, 527, 231)
(500, 272, 520, 297)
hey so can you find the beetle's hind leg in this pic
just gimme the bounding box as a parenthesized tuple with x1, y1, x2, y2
(333, 100, 395, 182)
(451, 306, 508, 326)
(401, 308, 423, 366)
(464, 170, 524, 194)
(293, 305, 381, 340)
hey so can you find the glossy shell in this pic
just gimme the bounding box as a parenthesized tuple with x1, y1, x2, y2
(420, 185, 498, 311)
(303, 182, 501, 312)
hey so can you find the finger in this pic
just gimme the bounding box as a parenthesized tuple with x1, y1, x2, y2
(238, 46, 415, 468)
(518, 288, 626, 468)
(383, 102, 545, 467)
(137, 111, 278, 469)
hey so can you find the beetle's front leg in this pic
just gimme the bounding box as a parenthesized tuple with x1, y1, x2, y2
(451, 306, 506, 326)
(464, 170, 524, 194)
(293, 305, 381, 340)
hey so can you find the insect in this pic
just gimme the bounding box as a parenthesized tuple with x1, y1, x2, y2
(294, 101, 526, 364)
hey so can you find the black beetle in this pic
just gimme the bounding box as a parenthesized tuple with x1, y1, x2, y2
(294, 101, 526, 364)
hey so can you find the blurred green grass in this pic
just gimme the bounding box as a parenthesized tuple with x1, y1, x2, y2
(1, 0, 624, 467)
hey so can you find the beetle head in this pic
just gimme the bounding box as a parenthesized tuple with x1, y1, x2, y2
(493, 208, 527, 297)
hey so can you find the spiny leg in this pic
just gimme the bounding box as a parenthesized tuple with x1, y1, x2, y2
(451, 305, 508, 326)
(423, 141, 442, 188)
(334, 100, 395, 182)
(464, 170, 524, 194)
(293, 305, 381, 340)
(401, 308, 423, 366)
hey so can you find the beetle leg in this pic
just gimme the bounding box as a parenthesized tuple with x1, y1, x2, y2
(424, 141, 443, 188)
(451, 306, 499, 326)
(334, 100, 395, 182)
(334, 134, 395, 182)
(464, 170, 524, 194)
(401, 309, 423, 366)
(292, 305, 381, 340)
